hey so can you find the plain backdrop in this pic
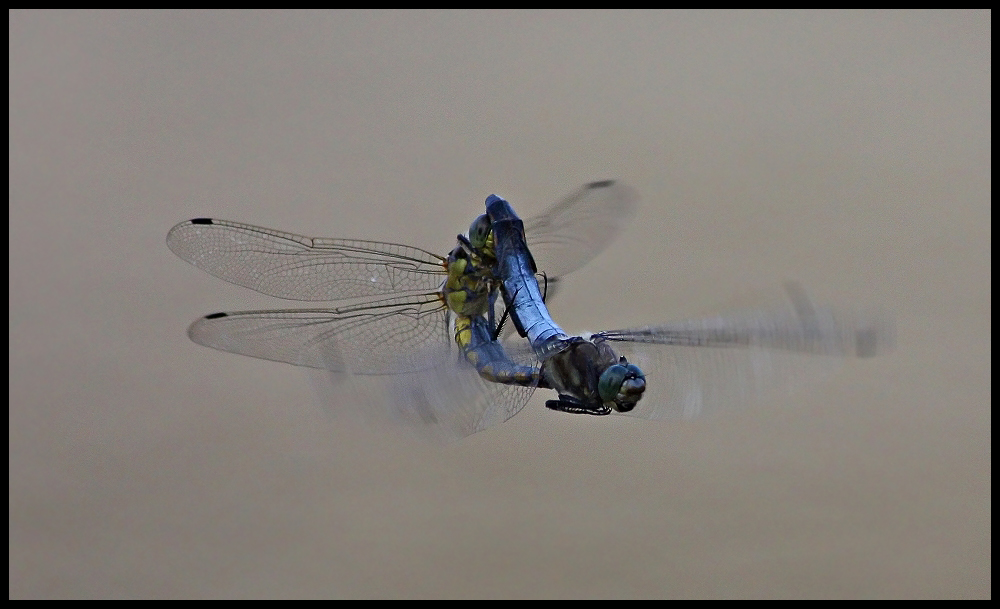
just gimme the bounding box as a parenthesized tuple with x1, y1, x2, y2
(9, 10, 990, 598)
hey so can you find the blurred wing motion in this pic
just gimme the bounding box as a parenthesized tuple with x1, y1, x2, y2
(523, 180, 637, 280)
(187, 296, 540, 441)
(378, 338, 541, 441)
(167, 187, 893, 436)
(594, 283, 895, 420)
(165, 183, 638, 439)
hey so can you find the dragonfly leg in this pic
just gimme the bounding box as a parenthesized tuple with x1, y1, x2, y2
(545, 397, 612, 416)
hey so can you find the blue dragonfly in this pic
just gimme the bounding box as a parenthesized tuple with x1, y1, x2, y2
(480, 194, 894, 421)
(169, 183, 893, 439)
(167, 181, 636, 438)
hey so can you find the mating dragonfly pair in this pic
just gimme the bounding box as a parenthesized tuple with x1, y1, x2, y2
(167, 181, 892, 439)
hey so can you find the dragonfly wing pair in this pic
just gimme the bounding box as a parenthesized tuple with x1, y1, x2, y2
(167, 181, 637, 438)
(592, 283, 895, 420)
(479, 190, 896, 421)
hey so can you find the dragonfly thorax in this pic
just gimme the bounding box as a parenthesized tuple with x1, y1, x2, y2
(540, 337, 646, 414)
(442, 227, 498, 317)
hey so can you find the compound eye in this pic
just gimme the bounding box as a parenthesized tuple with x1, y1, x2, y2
(468, 214, 491, 249)
(624, 364, 645, 382)
(598, 364, 629, 404)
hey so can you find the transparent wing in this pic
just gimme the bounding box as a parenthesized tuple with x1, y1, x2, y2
(187, 293, 451, 374)
(523, 180, 638, 279)
(189, 293, 540, 440)
(594, 283, 895, 420)
(380, 337, 540, 441)
(167, 218, 446, 302)
(166, 181, 635, 302)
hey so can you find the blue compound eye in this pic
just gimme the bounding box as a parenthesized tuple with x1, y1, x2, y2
(598, 364, 629, 403)
(599, 361, 647, 411)
(625, 364, 645, 382)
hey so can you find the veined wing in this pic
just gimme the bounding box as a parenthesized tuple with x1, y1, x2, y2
(167, 180, 635, 302)
(189, 292, 540, 439)
(167, 218, 446, 302)
(522, 180, 638, 280)
(593, 283, 895, 420)
(187, 293, 450, 374)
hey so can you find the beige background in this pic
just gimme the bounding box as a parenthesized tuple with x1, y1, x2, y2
(9, 10, 990, 598)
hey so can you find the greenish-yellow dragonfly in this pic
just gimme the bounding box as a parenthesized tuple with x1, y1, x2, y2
(167, 181, 636, 438)
(169, 182, 893, 439)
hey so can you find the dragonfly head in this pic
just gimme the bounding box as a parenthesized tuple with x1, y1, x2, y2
(468, 214, 492, 250)
(598, 355, 646, 413)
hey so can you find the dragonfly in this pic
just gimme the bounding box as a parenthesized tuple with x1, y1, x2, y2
(169, 183, 894, 439)
(167, 181, 637, 438)
(473, 195, 895, 419)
